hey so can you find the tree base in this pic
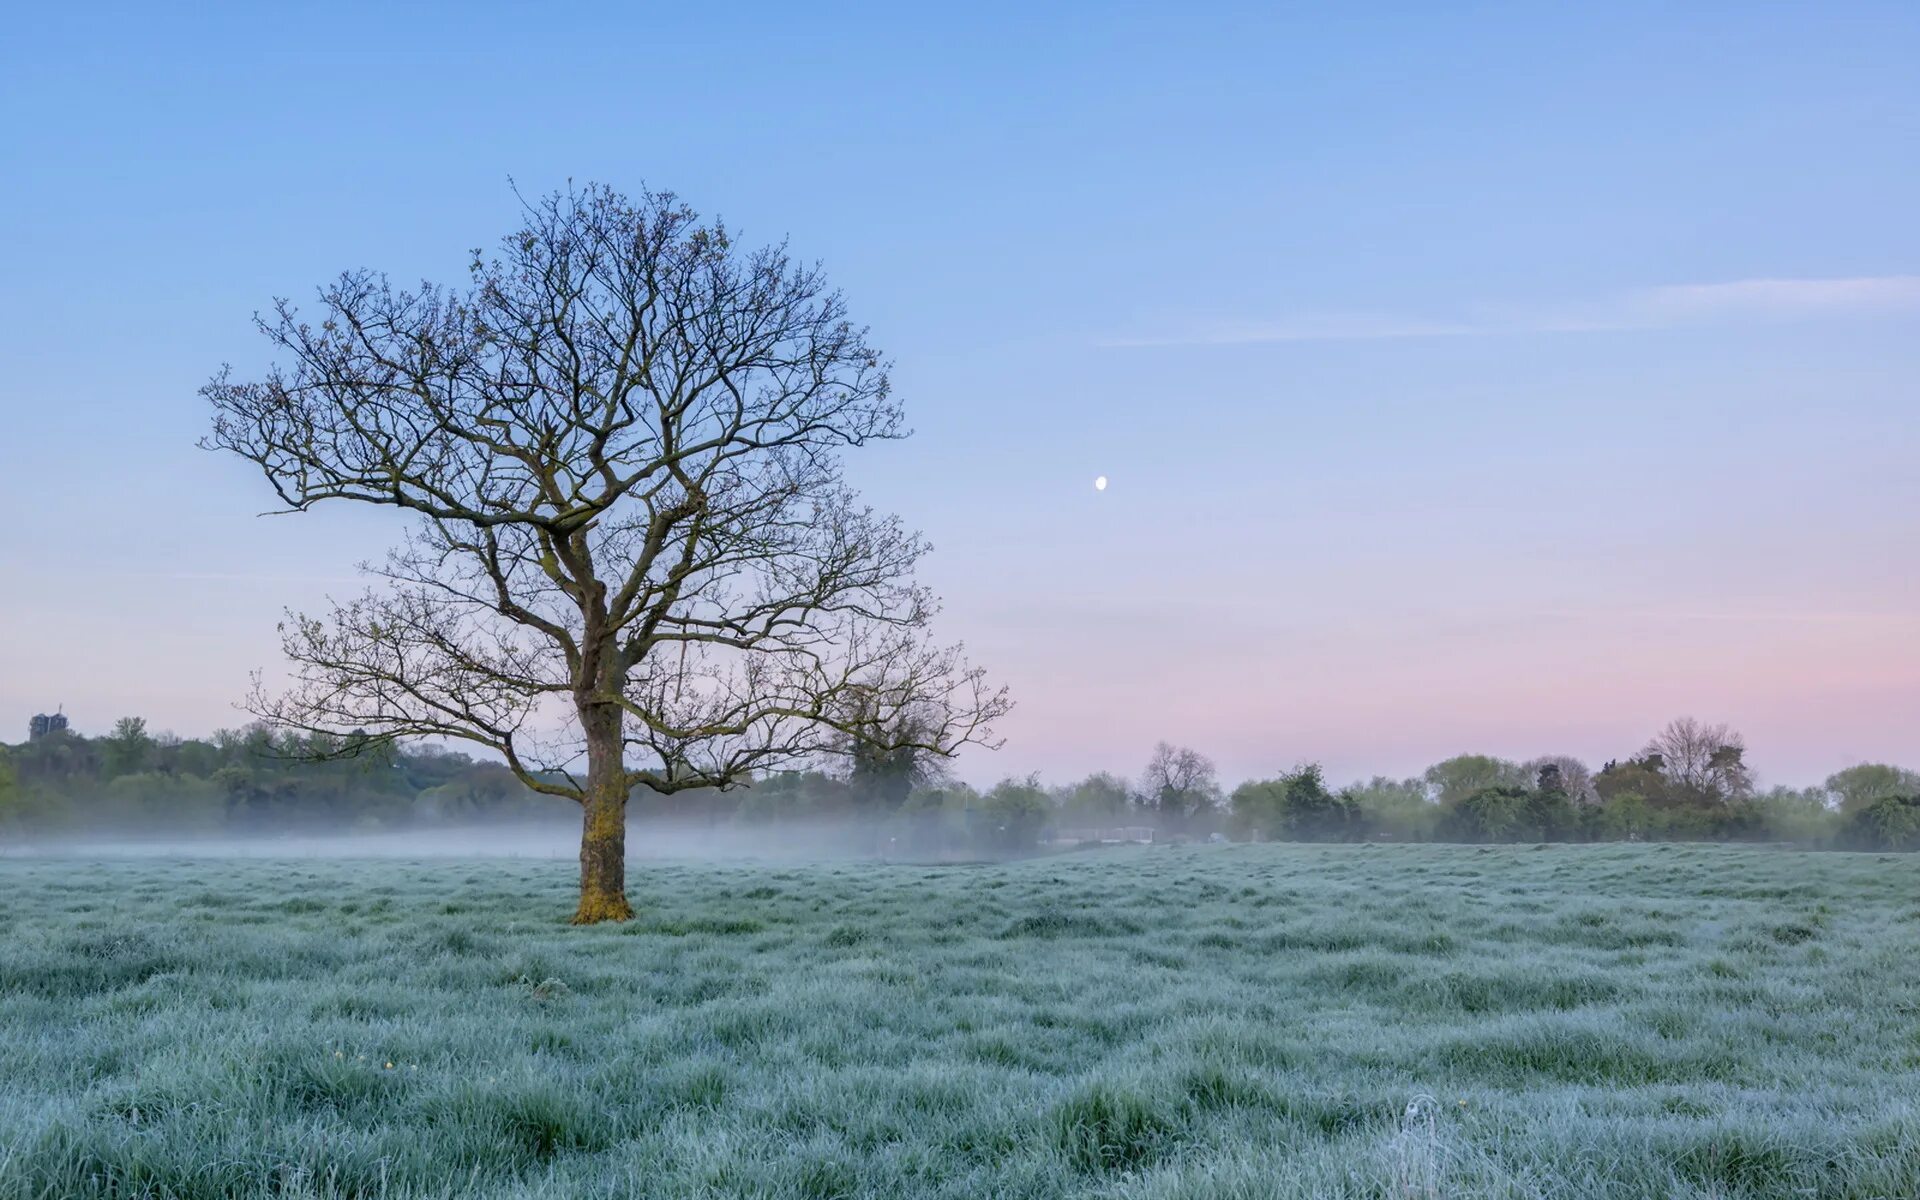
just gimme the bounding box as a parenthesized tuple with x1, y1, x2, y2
(569, 893, 635, 925)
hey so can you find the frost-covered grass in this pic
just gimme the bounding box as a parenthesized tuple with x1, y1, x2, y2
(2, 843, 1917, 1199)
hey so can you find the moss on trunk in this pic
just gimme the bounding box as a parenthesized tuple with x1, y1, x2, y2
(572, 701, 634, 924)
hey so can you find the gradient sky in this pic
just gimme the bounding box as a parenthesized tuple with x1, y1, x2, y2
(2, 3, 1917, 789)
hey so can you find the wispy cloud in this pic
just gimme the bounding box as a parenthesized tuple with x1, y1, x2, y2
(1639, 275, 1920, 315)
(1108, 275, 1920, 347)
(84, 570, 365, 586)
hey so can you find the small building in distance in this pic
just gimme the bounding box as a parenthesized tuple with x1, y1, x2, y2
(28, 710, 70, 741)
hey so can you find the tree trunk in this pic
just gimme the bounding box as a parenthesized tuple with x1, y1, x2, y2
(572, 702, 634, 924)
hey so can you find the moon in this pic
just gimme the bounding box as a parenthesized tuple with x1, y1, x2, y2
(1094, 475, 1108, 491)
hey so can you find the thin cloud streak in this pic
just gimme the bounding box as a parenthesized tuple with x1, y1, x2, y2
(1643, 275, 1920, 314)
(1541, 606, 1920, 628)
(1108, 275, 1920, 347)
(80, 570, 366, 586)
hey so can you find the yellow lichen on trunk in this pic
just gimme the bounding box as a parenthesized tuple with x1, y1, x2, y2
(573, 756, 633, 924)
(570, 888, 634, 925)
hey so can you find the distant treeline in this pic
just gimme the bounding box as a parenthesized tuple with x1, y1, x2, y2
(1, 715, 1915, 851)
(0, 720, 553, 835)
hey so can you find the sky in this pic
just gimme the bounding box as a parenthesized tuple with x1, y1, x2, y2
(2, 2, 1916, 790)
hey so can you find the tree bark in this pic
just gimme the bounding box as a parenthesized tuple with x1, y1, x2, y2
(572, 702, 634, 924)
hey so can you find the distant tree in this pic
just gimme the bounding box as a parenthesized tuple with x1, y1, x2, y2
(169, 738, 223, 779)
(1847, 794, 1920, 851)
(884, 779, 978, 853)
(1526, 762, 1576, 840)
(211, 764, 268, 826)
(844, 738, 925, 811)
(1057, 772, 1133, 823)
(0, 722, 592, 836)
(395, 743, 479, 793)
(1423, 754, 1528, 806)
(1823, 764, 1920, 814)
(1344, 775, 1437, 841)
(733, 769, 855, 822)
(0, 752, 20, 830)
(1642, 717, 1753, 806)
(902, 780, 979, 814)
(1447, 785, 1531, 842)
(1594, 755, 1670, 808)
(1522, 755, 1598, 806)
(836, 689, 950, 812)
(978, 775, 1050, 850)
(1138, 742, 1221, 830)
(204, 183, 1007, 922)
(415, 763, 529, 822)
(1751, 786, 1838, 845)
(1228, 765, 1364, 842)
(102, 772, 225, 830)
(101, 717, 153, 778)
(1227, 777, 1284, 840)
(1276, 764, 1364, 842)
(1533, 761, 1564, 793)
(7, 724, 98, 792)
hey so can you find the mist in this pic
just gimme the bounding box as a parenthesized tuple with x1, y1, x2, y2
(4, 718, 1917, 856)
(0, 815, 1059, 865)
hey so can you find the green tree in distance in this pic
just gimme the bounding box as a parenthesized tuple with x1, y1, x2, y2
(1824, 764, 1920, 814)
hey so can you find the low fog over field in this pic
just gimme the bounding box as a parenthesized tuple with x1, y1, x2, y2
(5, 718, 1917, 864)
(1, 818, 1021, 864)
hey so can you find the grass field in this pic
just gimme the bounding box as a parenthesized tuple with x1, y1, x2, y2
(2, 843, 1918, 1199)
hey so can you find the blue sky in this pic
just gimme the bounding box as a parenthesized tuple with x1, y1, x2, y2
(2, 3, 1916, 787)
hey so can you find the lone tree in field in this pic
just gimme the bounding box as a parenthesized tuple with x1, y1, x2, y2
(204, 184, 1009, 922)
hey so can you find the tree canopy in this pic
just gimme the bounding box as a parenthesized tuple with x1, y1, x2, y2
(205, 183, 1008, 920)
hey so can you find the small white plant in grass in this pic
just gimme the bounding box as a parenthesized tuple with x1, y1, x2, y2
(1387, 1092, 1447, 1199)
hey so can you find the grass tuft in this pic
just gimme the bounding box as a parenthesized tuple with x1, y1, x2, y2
(1049, 1080, 1184, 1172)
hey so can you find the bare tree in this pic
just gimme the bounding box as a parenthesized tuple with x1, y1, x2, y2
(1642, 717, 1753, 806)
(1522, 755, 1599, 805)
(204, 183, 1009, 922)
(1139, 742, 1220, 829)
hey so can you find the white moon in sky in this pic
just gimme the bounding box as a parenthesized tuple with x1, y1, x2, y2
(1094, 476, 1108, 491)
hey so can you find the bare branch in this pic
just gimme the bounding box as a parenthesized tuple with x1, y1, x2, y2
(204, 181, 1008, 909)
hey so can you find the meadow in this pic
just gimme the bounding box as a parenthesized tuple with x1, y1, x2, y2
(1, 843, 1917, 1199)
